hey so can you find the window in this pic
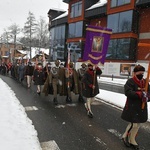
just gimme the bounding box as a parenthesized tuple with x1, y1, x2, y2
(50, 25, 66, 60)
(106, 38, 136, 60)
(107, 10, 133, 33)
(70, 1, 82, 18)
(119, 11, 132, 32)
(67, 42, 82, 62)
(69, 21, 83, 38)
(111, 0, 131, 7)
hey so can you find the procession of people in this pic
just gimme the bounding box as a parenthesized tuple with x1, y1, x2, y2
(0, 55, 150, 150)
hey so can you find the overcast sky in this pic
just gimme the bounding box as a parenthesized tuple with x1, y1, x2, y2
(0, 0, 68, 35)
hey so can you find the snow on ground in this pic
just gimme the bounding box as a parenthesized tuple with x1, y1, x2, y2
(0, 78, 42, 150)
(0, 76, 149, 150)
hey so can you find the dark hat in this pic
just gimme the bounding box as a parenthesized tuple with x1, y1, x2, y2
(88, 63, 93, 67)
(47, 62, 51, 65)
(37, 63, 42, 66)
(81, 63, 86, 67)
(133, 65, 145, 72)
(55, 60, 60, 64)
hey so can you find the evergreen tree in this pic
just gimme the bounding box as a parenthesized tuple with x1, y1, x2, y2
(23, 11, 37, 60)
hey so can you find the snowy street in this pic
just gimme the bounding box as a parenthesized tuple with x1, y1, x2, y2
(0, 75, 150, 150)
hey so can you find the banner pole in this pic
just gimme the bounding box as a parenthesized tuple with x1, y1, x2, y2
(142, 53, 150, 109)
(93, 67, 96, 94)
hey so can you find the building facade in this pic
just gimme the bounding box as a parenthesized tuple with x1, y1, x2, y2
(48, 0, 150, 64)
(0, 42, 24, 64)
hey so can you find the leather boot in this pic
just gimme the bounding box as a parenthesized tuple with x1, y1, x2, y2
(53, 98, 58, 105)
(78, 95, 84, 103)
(122, 123, 132, 147)
(66, 96, 72, 103)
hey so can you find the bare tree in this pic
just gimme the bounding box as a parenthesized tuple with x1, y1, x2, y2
(23, 11, 37, 60)
(8, 23, 20, 62)
(36, 16, 49, 50)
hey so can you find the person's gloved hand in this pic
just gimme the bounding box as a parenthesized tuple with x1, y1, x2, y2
(142, 92, 149, 103)
(136, 91, 142, 98)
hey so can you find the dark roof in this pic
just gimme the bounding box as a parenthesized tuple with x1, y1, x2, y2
(136, 0, 150, 8)
(63, 0, 70, 4)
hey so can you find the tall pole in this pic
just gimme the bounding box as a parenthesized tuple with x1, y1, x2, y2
(29, 26, 32, 61)
(13, 34, 16, 64)
(48, 14, 52, 62)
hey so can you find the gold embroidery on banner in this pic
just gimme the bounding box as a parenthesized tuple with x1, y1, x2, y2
(88, 54, 103, 60)
(86, 27, 112, 34)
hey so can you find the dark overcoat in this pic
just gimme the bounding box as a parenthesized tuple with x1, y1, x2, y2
(25, 65, 34, 76)
(33, 69, 45, 85)
(82, 68, 102, 98)
(121, 77, 150, 123)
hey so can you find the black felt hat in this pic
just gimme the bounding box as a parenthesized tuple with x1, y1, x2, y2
(88, 63, 93, 67)
(133, 65, 145, 72)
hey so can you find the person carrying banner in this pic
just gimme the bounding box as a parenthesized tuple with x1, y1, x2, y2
(121, 65, 150, 149)
(82, 63, 102, 118)
(77, 62, 87, 103)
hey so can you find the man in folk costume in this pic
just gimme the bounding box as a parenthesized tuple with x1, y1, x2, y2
(82, 24, 112, 117)
(82, 63, 102, 118)
(65, 62, 79, 103)
(77, 63, 87, 103)
(121, 65, 150, 149)
(42, 62, 52, 96)
(25, 62, 34, 88)
(33, 63, 46, 95)
(33, 52, 46, 95)
(43, 62, 51, 79)
(50, 60, 61, 105)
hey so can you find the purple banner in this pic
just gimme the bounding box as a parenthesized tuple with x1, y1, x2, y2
(83, 25, 112, 65)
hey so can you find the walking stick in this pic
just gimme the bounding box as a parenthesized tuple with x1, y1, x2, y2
(142, 54, 150, 109)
